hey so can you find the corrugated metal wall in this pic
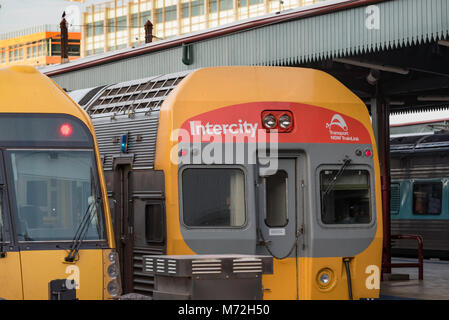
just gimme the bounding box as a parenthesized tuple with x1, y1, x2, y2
(50, 0, 449, 90)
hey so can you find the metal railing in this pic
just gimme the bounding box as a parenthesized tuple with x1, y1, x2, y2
(390, 234, 424, 280)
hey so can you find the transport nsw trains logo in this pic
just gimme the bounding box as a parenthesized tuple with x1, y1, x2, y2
(326, 114, 360, 142)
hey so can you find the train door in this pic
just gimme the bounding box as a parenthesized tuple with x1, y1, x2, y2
(257, 157, 303, 300)
(111, 162, 134, 294)
(0, 153, 23, 299)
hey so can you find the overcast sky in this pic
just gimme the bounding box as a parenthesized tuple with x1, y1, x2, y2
(0, 0, 107, 34)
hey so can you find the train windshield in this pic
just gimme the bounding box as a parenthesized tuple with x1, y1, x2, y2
(8, 150, 105, 242)
(320, 169, 371, 225)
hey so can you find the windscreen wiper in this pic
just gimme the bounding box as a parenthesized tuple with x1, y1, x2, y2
(64, 198, 98, 262)
(65, 167, 101, 262)
(322, 157, 352, 197)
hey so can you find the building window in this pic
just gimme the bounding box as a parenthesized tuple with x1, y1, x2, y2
(94, 21, 104, 35)
(131, 13, 138, 28)
(68, 44, 80, 56)
(192, 0, 205, 16)
(140, 10, 152, 26)
(165, 5, 177, 21)
(156, 8, 163, 23)
(209, 0, 218, 12)
(51, 43, 61, 56)
(413, 182, 442, 215)
(117, 16, 127, 31)
(249, 0, 263, 4)
(182, 3, 190, 18)
(86, 22, 94, 37)
(220, 0, 233, 10)
(107, 18, 115, 33)
(182, 168, 246, 227)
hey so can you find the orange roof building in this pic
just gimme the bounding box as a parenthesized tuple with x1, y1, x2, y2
(0, 25, 81, 68)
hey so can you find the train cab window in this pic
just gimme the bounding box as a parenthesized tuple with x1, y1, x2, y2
(320, 169, 371, 225)
(8, 150, 105, 242)
(265, 170, 288, 227)
(413, 182, 442, 215)
(182, 168, 246, 227)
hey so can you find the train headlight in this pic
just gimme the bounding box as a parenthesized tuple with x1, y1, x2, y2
(279, 114, 292, 129)
(108, 252, 118, 263)
(319, 273, 330, 285)
(263, 114, 277, 129)
(316, 268, 335, 290)
(107, 280, 121, 297)
(104, 249, 122, 299)
(108, 264, 119, 278)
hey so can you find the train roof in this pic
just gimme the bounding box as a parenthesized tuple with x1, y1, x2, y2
(68, 66, 368, 121)
(69, 66, 372, 170)
(390, 131, 449, 154)
(390, 108, 449, 127)
(68, 70, 193, 118)
(0, 66, 91, 126)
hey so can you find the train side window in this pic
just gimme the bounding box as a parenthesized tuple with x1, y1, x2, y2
(145, 202, 165, 243)
(265, 170, 288, 227)
(413, 182, 442, 215)
(182, 168, 246, 227)
(320, 169, 371, 225)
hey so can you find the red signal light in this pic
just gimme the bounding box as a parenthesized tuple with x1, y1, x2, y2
(365, 149, 372, 157)
(60, 123, 73, 137)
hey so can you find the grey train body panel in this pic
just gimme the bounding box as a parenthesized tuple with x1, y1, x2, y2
(177, 142, 377, 258)
(390, 133, 449, 258)
(68, 68, 377, 294)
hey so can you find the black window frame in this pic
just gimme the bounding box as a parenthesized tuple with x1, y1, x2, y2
(0, 114, 107, 249)
(264, 169, 289, 228)
(179, 165, 247, 229)
(317, 165, 375, 228)
(144, 200, 166, 244)
(5, 148, 107, 245)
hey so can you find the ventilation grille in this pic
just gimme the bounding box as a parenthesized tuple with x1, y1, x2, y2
(191, 259, 222, 275)
(143, 257, 177, 275)
(233, 257, 263, 273)
(85, 71, 191, 117)
(390, 183, 401, 215)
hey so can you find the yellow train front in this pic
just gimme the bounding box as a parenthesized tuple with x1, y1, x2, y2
(0, 66, 119, 300)
(70, 66, 382, 300)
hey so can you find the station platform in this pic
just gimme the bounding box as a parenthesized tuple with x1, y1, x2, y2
(380, 258, 449, 300)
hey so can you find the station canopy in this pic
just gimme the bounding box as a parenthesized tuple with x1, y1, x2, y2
(40, 0, 449, 116)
